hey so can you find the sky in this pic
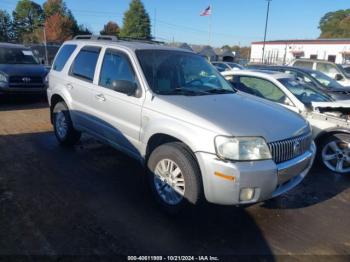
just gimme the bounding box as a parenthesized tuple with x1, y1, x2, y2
(2, 0, 350, 47)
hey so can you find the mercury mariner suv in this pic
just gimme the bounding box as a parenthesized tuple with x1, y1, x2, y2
(47, 35, 316, 212)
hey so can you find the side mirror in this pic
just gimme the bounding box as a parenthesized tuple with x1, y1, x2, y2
(111, 80, 138, 96)
(335, 74, 344, 81)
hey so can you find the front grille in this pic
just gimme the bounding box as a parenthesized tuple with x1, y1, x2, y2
(9, 76, 43, 84)
(268, 133, 312, 164)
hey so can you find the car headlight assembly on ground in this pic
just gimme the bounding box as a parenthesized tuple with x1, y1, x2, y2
(215, 136, 272, 161)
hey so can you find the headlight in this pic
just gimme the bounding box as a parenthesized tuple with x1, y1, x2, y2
(215, 136, 272, 161)
(0, 72, 8, 83)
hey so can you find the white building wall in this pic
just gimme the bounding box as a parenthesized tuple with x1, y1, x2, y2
(250, 42, 350, 64)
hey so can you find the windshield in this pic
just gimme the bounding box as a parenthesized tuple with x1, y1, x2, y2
(337, 64, 350, 78)
(309, 70, 344, 89)
(279, 78, 333, 104)
(136, 50, 235, 96)
(0, 47, 38, 64)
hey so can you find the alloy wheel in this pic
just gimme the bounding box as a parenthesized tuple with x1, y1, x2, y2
(55, 111, 68, 139)
(322, 140, 350, 174)
(153, 159, 185, 205)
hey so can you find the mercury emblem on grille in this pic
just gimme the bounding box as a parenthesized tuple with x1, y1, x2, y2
(293, 141, 301, 155)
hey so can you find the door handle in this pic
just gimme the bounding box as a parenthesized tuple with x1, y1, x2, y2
(95, 93, 106, 102)
(66, 83, 74, 90)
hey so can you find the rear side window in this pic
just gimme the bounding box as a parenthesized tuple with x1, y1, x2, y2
(52, 44, 77, 71)
(70, 46, 101, 82)
(293, 60, 313, 69)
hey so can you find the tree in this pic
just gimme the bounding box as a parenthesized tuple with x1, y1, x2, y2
(119, 0, 151, 39)
(12, 0, 44, 42)
(45, 13, 74, 42)
(42, 0, 90, 42)
(319, 9, 350, 38)
(100, 21, 120, 36)
(0, 10, 12, 42)
(43, 0, 67, 18)
(76, 24, 92, 35)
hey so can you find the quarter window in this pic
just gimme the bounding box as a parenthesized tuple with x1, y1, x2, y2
(99, 50, 136, 90)
(52, 44, 77, 71)
(70, 46, 101, 82)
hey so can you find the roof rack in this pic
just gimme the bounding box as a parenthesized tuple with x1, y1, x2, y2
(118, 36, 164, 45)
(73, 34, 164, 45)
(73, 35, 118, 41)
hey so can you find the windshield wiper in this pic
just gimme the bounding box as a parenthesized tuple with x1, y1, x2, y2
(206, 88, 235, 94)
(174, 87, 210, 96)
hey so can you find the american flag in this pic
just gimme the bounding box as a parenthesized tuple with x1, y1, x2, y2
(200, 5, 212, 16)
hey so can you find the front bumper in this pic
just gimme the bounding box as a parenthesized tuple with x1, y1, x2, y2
(0, 86, 47, 94)
(195, 142, 316, 205)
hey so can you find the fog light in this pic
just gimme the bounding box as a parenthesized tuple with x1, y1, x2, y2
(240, 188, 255, 201)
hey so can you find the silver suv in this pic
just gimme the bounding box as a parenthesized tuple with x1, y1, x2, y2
(48, 36, 316, 212)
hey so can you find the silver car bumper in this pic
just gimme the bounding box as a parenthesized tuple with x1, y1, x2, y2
(195, 142, 316, 205)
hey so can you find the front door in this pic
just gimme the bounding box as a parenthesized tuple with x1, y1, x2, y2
(92, 48, 144, 157)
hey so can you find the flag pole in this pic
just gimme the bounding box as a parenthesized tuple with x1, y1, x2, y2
(209, 4, 212, 46)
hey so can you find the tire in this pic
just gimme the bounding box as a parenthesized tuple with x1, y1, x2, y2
(52, 101, 81, 146)
(317, 133, 350, 174)
(147, 142, 203, 214)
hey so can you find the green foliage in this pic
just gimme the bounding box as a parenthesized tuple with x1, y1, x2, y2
(0, 10, 13, 42)
(319, 9, 350, 38)
(12, 0, 44, 42)
(100, 21, 120, 36)
(119, 0, 151, 39)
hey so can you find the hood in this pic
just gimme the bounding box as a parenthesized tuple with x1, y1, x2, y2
(150, 92, 309, 143)
(0, 64, 48, 77)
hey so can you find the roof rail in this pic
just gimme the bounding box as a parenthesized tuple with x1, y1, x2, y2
(73, 35, 118, 41)
(118, 36, 164, 45)
(72, 34, 164, 45)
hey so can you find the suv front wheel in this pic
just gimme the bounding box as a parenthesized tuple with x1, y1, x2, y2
(147, 142, 203, 214)
(53, 101, 81, 146)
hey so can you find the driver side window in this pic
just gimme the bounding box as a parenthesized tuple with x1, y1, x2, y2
(99, 49, 136, 90)
(238, 76, 292, 105)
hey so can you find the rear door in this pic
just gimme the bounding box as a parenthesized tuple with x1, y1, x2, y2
(66, 46, 101, 129)
(91, 48, 144, 157)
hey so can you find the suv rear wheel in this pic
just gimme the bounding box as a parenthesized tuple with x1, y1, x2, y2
(53, 101, 81, 146)
(147, 142, 202, 214)
(319, 133, 350, 174)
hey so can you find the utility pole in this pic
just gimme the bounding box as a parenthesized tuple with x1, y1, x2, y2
(43, 25, 48, 65)
(262, 0, 271, 64)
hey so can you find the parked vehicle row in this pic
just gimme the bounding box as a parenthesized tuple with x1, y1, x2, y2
(223, 70, 350, 174)
(246, 65, 350, 100)
(47, 36, 315, 213)
(290, 58, 350, 87)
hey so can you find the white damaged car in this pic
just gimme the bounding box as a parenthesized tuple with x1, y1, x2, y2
(226, 70, 350, 174)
